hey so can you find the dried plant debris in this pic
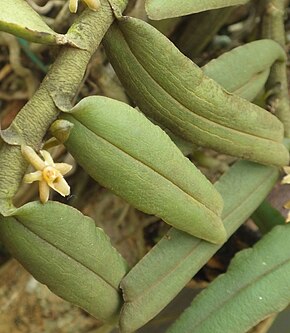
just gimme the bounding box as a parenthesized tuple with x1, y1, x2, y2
(0, 260, 101, 333)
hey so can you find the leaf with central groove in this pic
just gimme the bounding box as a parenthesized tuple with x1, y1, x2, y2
(0, 0, 70, 45)
(157, 40, 285, 154)
(54, 96, 226, 244)
(119, 161, 278, 333)
(167, 223, 290, 333)
(103, 17, 289, 167)
(0, 201, 128, 323)
(145, 0, 249, 19)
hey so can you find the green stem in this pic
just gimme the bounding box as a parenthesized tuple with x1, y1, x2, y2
(262, 0, 290, 136)
(0, 0, 128, 214)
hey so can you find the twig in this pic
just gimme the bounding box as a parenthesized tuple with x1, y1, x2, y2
(0, 91, 28, 101)
(0, 33, 39, 97)
(262, 0, 290, 137)
(0, 64, 12, 81)
(26, 0, 65, 15)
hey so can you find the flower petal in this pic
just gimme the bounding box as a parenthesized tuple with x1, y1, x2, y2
(39, 180, 50, 203)
(281, 174, 290, 184)
(284, 200, 290, 209)
(40, 150, 55, 166)
(48, 176, 70, 197)
(83, 0, 101, 11)
(23, 171, 43, 183)
(55, 163, 73, 175)
(286, 211, 290, 223)
(283, 166, 290, 175)
(21, 145, 45, 170)
(69, 0, 78, 13)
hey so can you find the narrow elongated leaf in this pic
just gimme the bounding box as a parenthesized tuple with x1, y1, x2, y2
(203, 39, 286, 101)
(167, 223, 290, 333)
(0, 0, 70, 44)
(103, 18, 289, 167)
(55, 96, 226, 244)
(0, 201, 128, 322)
(146, 0, 249, 20)
(119, 161, 278, 333)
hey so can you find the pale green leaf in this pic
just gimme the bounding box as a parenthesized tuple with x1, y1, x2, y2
(0, 0, 69, 44)
(146, 0, 249, 20)
(55, 96, 226, 244)
(203, 39, 286, 101)
(119, 161, 278, 332)
(103, 17, 289, 166)
(167, 223, 290, 333)
(0, 201, 128, 322)
(161, 40, 285, 153)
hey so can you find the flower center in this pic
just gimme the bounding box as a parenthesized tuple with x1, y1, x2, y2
(43, 166, 60, 184)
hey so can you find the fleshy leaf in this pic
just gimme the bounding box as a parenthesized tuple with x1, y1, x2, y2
(203, 39, 286, 101)
(145, 0, 249, 20)
(103, 17, 289, 167)
(54, 96, 226, 244)
(0, 0, 70, 45)
(167, 224, 290, 333)
(119, 161, 278, 332)
(158, 40, 285, 155)
(0, 201, 128, 322)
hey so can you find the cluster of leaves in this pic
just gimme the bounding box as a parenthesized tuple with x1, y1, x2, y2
(0, 0, 290, 332)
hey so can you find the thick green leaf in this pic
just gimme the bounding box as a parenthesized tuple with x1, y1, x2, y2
(119, 161, 278, 333)
(203, 39, 286, 101)
(252, 200, 285, 234)
(146, 0, 249, 19)
(55, 96, 226, 244)
(0, 0, 70, 44)
(0, 201, 128, 322)
(167, 223, 290, 333)
(103, 17, 289, 167)
(162, 40, 284, 153)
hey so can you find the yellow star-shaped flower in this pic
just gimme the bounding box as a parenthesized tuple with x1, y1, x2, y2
(69, 0, 101, 13)
(21, 146, 72, 204)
